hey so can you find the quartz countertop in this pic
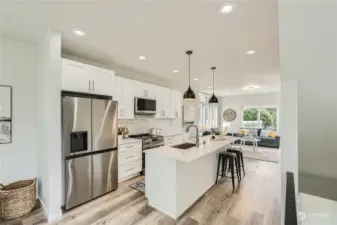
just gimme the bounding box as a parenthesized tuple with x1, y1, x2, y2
(118, 136, 142, 145)
(144, 136, 239, 163)
(163, 132, 185, 137)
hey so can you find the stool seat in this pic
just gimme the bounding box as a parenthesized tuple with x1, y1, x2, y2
(219, 152, 236, 157)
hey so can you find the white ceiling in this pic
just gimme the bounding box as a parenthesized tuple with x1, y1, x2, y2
(0, 0, 280, 96)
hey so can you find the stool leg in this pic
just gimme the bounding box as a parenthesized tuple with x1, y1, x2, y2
(225, 157, 229, 174)
(216, 156, 221, 184)
(240, 152, 245, 176)
(221, 157, 226, 177)
(235, 158, 241, 183)
(230, 159, 235, 190)
(236, 153, 242, 180)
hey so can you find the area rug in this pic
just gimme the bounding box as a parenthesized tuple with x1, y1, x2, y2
(243, 148, 280, 163)
(129, 179, 145, 194)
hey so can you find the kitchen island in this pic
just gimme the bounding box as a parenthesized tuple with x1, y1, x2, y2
(144, 136, 239, 219)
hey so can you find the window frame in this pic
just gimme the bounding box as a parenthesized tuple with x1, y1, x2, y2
(241, 105, 279, 131)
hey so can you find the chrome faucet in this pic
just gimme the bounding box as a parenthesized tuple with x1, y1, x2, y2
(185, 125, 200, 147)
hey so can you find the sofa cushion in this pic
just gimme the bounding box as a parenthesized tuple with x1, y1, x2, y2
(260, 130, 270, 138)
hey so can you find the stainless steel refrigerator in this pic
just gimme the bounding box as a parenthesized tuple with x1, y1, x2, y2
(61, 91, 118, 210)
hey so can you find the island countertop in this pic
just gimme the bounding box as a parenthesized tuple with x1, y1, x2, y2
(144, 136, 239, 163)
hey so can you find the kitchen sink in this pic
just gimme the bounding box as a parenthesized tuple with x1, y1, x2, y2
(172, 143, 196, 150)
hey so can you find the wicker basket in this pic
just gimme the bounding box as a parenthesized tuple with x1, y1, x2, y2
(0, 178, 36, 220)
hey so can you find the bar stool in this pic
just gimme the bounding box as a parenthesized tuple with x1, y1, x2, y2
(227, 148, 245, 179)
(228, 139, 245, 177)
(215, 152, 240, 190)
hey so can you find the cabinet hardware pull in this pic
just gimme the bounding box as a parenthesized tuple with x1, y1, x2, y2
(92, 80, 95, 92)
(89, 80, 91, 92)
(127, 168, 134, 172)
(126, 156, 135, 159)
(127, 145, 135, 148)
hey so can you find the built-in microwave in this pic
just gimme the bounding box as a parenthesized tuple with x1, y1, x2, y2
(134, 97, 156, 115)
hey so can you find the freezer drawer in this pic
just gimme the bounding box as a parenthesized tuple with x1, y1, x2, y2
(65, 155, 92, 210)
(92, 150, 118, 198)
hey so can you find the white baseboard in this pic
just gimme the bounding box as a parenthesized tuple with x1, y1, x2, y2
(38, 196, 49, 220)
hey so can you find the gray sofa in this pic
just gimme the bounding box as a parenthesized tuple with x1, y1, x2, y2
(228, 128, 280, 149)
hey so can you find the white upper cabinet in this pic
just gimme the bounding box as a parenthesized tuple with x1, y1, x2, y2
(169, 90, 182, 118)
(176, 91, 182, 118)
(122, 78, 135, 119)
(155, 86, 165, 118)
(61, 58, 114, 96)
(61, 59, 91, 94)
(114, 77, 135, 119)
(133, 81, 157, 99)
(89, 66, 114, 96)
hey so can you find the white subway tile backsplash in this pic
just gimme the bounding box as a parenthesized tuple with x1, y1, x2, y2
(119, 116, 183, 135)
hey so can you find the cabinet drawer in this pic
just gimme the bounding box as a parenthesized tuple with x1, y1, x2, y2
(118, 149, 142, 166)
(118, 160, 142, 179)
(119, 142, 142, 152)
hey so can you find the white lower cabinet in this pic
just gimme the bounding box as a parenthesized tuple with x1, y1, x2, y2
(118, 142, 142, 182)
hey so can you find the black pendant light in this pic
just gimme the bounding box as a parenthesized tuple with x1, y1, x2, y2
(183, 50, 196, 100)
(209, 67, 219, 104)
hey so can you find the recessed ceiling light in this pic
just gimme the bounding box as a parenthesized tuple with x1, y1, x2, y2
(246, 50, 256, 55)
(72, 29, 85, 36)
(220, 4, 234, 14)
(243, 85, 260, 90)
(194, 78, 198, 81)
(208, 86, 212, 89)
(173, 70, 179, 73)
(138, 56, 146, 60)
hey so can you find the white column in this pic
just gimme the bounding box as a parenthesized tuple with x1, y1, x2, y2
(278, 0, 337, 224)
(37, 30, 62, 221)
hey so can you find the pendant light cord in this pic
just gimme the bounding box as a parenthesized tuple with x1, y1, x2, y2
(188, 54, 191, 86)
(213, 69, 215, 94)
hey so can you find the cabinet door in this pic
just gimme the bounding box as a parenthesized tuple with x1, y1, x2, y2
(61, 59, 91, 93)
(147, 84, 157, 99)
(90, 66, 114, 96)
(155, 86, 164, 118)
(176, 91, 182, 118)
(163, 88, 171, 118)
(169, 90, 176, 118)
(113, 76, 123, 119)
(133, 80, 144, 98)
(122, 78, 135, 119)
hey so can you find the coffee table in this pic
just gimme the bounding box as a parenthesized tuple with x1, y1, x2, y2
(241, 137, 260, 152)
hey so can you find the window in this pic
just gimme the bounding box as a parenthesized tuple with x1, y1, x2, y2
(199, 93, 218, 128)
(242, 106, 278, 131)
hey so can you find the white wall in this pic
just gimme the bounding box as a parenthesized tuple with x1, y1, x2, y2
(0, 35, 38, 184)
(278, 0, 337, 224)
(220, 92, 280, 133)
(37, 30, 62, 221)
(280, 79, 298, 225)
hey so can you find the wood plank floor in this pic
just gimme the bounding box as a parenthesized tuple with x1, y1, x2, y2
(1, 159, 280, 225)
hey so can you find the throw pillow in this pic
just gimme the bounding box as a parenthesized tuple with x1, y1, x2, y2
(238, 129, 245, 136)
(243, 129, 250, 136)
(260, 130, 270, 138)
(269, 131, 277, 138)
